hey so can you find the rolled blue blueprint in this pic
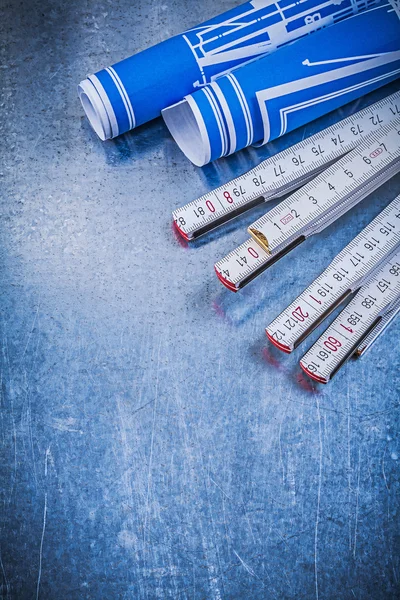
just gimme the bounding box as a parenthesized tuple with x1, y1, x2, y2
(163, 2, 400, 166)
(79, 0, 380, 140)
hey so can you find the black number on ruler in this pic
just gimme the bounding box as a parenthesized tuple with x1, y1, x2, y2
(292, 155, 305, 166)
(364, 237, 380, 251)
(318, 349, 330, 362)
(284, 318, 297, 331)
(376, 278, 390, 293)
(351, 124, 364, 136)
(233, 186, 245, 197)
(253, 175, 266, 187)
(369, 113, 383, 126)
(380, 223, 395, 236)
(306, 362, 320, 373)
(361, 295, 377, 309)
(274, 165, 285, 177)
(350, 252, 365, 267)
(236, 256, 247, 267)
(193, 207, 205, 218)
(272, 330, 285, 342)
(348, 311, 362, 326)
(317, 283, 333, 297)
(331, 134, 344, 146)
(312, 144, 325, 156)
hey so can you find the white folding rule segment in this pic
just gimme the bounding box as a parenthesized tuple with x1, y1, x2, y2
(265, 194, 400, 354)
(215, 120, 400, 291)
(173, 92, 400, 240)
(300, 249, 400, 384)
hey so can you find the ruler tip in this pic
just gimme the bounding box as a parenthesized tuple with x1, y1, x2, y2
(214, 266, 238, 292)
(299, 361, 328, 384)
(172, 220, 191, 242)
(266, 330, 292, 354)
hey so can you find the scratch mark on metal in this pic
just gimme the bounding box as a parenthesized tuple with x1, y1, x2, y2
(36, 493, 47, 600)
(353, 447, 361, 559)
(314, 397, 323, 600)
(143, 338, 162, 545)
(233, 550, 256, 577)
(382, 448, 390, 492)
(36, 447, 50, 600)
(21, 300, 40, 362)
(347, 383, 352, 552)
(0, 545, 10, 599)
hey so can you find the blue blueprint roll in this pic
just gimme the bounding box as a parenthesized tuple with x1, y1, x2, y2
(163, 2, 400, 166)
(79, 0, 380, 140)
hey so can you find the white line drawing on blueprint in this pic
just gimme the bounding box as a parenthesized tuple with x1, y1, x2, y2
(182, 0, 379, 87)
(256, 49, 400, 143)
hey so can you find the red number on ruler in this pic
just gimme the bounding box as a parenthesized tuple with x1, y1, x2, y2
(324, 336, 342, 352)
(224, 191, 233, 204)
(206, 200, 215, 213)
(248, 247, 259, 259)
(292, 306, 309, 322)
(340, 324, 354, 334)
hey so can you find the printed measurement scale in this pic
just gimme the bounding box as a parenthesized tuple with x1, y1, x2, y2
(173, 92, 400, 241)
(299, 249, 400, 383)
(215, 120, 400, 291)
(265, 195, 400, 354)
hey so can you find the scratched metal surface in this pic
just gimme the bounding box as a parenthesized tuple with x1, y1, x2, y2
(1, 1, 400, 598)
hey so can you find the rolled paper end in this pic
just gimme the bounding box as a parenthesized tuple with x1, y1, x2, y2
(78, 78, 112, 141)
(162, 98, 211, 168)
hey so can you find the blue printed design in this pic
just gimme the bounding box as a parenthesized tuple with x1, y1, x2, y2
(182, 0, 380, 87)
(181, 2, 400, 164)
(258, 51, 400, 143)
(84, 0, 382, 138)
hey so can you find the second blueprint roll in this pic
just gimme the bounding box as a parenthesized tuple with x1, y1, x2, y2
(163, 2, 400, 166)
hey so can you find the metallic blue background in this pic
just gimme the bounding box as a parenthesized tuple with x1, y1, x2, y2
(1, 1, 399, 598)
